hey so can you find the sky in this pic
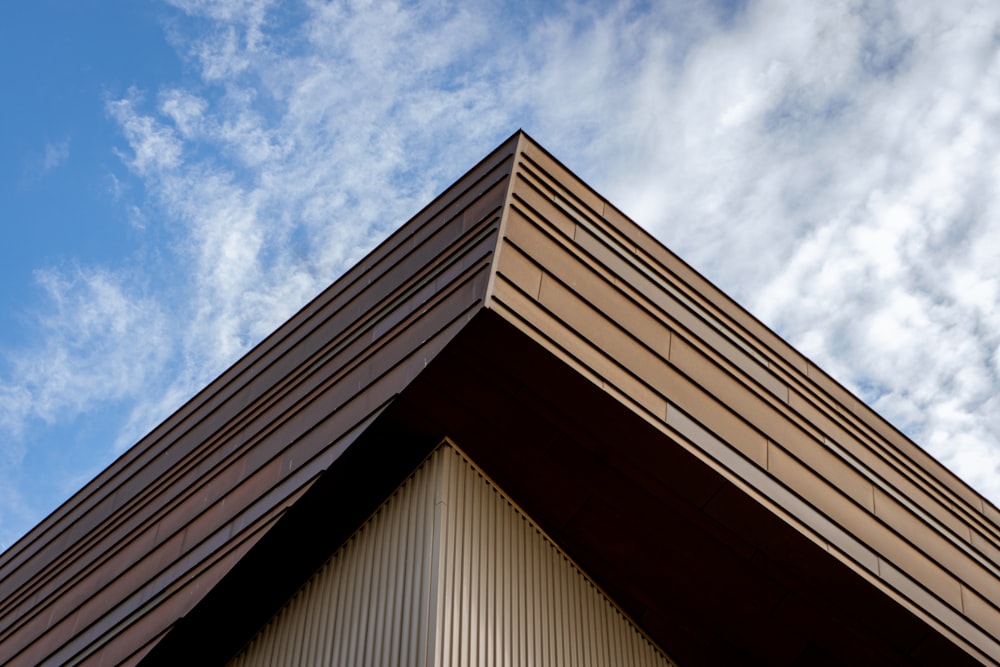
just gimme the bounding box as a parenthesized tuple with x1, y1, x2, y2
(1, 0, 999, 551)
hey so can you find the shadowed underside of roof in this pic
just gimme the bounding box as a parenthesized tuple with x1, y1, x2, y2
(1, 131, 998, 666)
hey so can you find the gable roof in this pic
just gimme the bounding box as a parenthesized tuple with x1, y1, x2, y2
(1, 131, 998, 665)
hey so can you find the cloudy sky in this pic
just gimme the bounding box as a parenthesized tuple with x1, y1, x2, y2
(1, 0, 999, 550)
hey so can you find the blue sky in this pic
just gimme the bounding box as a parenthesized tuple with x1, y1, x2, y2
(2, 2, 167, 322)
(2, 0, 999, 551)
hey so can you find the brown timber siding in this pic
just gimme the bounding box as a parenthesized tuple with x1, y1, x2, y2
(488, 134, 1000, 663)
(1, 130, 998, 665)
(0, 136, 519, 667)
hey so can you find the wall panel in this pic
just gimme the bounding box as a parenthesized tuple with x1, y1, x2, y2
(229, 442, 674, 667)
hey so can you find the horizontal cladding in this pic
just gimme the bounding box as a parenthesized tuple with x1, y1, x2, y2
(0, 138, 513, 588)
(502, 153, 995, 543)
(7, 259, 494, 666)
(487, 141, 1000, 662)
(514, 138, 992, 526)
(0, 141, 517, 666)
(229, 442, 673, 667)
(532, 143, 1000, 516)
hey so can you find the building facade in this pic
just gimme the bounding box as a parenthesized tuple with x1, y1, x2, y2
(1, 132, 998, 665)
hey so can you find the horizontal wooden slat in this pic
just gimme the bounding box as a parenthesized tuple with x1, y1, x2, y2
(0, 135, 520, 666)
(487, 135, 1000, 663)
(510, 142, 994, 542)
(3, 130, 998, 666)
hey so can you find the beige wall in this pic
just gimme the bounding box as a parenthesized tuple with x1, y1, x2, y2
(229, 441, 673, 666)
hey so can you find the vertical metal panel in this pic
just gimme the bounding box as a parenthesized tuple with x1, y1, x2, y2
(432, 443, 675, 667)
(229, 442, 675, 666)
(228, 441, 441, 667)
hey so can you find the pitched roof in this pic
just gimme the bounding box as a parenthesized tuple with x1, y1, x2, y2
(1, 131, 998, 665)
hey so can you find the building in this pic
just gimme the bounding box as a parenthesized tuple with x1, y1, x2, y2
(1, 131, 998, 665)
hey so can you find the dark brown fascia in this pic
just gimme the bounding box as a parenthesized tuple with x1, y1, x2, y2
(1, 131, 998, 666)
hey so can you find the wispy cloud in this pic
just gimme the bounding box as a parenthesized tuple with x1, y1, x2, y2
(0, 267, 170, 448)
(98, 0, 526, 408)
(0, 264, 171, 541)
(2, 0, 999, 548)
(41, 139, 71, 171)
(19, 137, 71, 186)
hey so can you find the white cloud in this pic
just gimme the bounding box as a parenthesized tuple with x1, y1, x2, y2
(41, 139, 71, 171)
(19, 137, 71, 186)
(108, 93, 185, 176)
(0, 267, 170, 456)
(497, 0, 1000, 500)
(79, 1, 524, 456)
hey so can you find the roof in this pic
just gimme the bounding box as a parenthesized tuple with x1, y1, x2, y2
(1, 131, 998, 665)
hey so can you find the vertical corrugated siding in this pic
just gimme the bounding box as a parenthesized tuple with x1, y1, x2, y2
(229, 441, 443, 667)
(229, 442, 674, 667)
(433, 445, 669, 667)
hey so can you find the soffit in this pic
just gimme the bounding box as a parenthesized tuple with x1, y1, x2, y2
(485, 133, 1000, 663)
(147, 311, 992, 665)
(400, 312, 992, 665)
